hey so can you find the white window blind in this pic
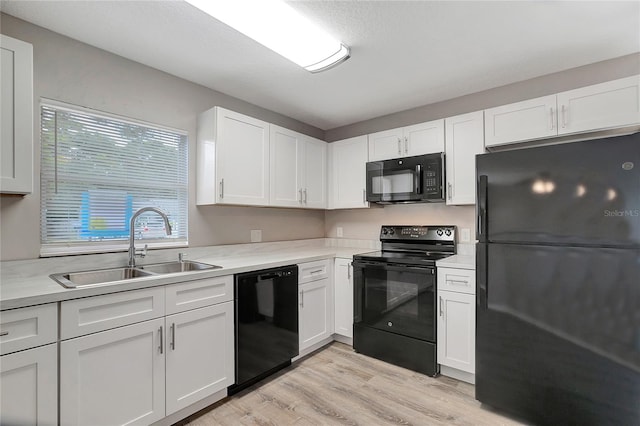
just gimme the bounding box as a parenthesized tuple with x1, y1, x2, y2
(40, 101, 188, 256)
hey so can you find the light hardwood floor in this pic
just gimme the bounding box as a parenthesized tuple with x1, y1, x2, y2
(185, 342, 526, 426)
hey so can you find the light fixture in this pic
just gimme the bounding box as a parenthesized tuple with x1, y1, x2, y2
(185, 0, 350, 73)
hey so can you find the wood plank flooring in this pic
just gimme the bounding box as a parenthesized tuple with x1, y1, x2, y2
(185, 342, 527, 426)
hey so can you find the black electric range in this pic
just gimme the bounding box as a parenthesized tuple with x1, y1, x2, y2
(352, 225, 456, 376)
(353, 225, 456, 265)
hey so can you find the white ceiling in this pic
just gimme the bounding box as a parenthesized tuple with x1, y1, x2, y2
(1, 1, 639, 130)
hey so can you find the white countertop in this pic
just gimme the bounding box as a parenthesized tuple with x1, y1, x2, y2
(436, 254, 475, 270)
(0, 239, 372, 310)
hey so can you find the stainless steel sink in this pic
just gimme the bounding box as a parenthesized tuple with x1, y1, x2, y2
(137, 260, 221, 274)
(51, 267, 154, 288)
(51, 260, 222, 288)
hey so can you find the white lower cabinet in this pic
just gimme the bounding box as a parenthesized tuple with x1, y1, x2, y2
(299, 278, 333, 350)
(60, 277, 234, 425)
(437, 266, 476, 383)
(61, 317, 166, 426)
(298, 259, 334, 352)
(333, 258, 353, 339)
(165, 302, 234, 415)
(1, 343, 57, 426)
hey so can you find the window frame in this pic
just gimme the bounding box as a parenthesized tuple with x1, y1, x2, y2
(39, 99, 189, 257)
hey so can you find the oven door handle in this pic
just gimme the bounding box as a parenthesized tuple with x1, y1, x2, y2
(352, 261, 435, 275)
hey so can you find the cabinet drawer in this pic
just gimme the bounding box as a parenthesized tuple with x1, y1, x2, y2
(298, 259, 331, 284)
(165, 275, 233, 315)
(0, 303, 58, 355)
(61, 287, 165, 340)
(438, 268, 476, 295)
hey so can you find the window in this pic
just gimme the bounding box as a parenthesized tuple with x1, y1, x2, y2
(40, 100, 188, 256)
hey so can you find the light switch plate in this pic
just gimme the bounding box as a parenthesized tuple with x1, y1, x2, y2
(461, 228, 471, 243)
(251, 229, 262, 242)
(337, 227, 343, 237)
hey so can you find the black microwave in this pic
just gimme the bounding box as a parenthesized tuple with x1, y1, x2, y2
(366, 153, 445, 203)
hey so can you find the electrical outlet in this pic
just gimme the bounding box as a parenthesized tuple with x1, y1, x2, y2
(461, 228, 471, 243)
(337, 227, 343, 237)
(250, 229, 262, 242)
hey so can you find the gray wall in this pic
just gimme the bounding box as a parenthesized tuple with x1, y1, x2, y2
(0, 13, 325, 261)
(323, 53, 640, 242)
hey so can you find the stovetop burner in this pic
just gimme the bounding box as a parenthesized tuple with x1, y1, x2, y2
(354, 225, 457, 266)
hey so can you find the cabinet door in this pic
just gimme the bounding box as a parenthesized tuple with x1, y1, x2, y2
(0, 35, 33, 194)
(333, 258, 353, 339)
(328, 135, 369, 209)
(165, 302, 234, 415)
(403, 119, 445, 156)
(437, 291, 475, 374)
(484, 95, 557, 147)
(60, 318, 165, 426)
(1, 344, 57, 426)
(270, 125, 303, 207)
(557, 75, 640, 135)
(299, 278, 333, 350)
(301, 136, 327, 209)
(445, 111, 484, 205)
(216, 107, 270, 205)
(367, 127, 404, 161)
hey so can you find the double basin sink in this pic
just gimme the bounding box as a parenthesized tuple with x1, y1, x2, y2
(50, 260, 222, 289)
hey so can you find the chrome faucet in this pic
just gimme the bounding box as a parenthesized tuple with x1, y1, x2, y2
(128, 207, 172, 267)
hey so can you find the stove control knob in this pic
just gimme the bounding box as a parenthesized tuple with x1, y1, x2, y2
(445, 229, 452, 236)
(388, 228, 395, 235)
(436, 229, 444, 236)
(382, 228, 388, 235)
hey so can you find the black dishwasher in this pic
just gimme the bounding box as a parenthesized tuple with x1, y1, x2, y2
(229, 265, 299, 394)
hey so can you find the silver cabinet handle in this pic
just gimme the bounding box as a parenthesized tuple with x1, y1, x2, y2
(309, 269, 323, 274)
(219, 178, 224, 199)
(170, 323, 176, 350)
(447, 182, 452, 200)
(0, 331, 8, 337)
(447, 279, 469, 285)
(299, 188, 303, 203)
(158, 326, 163, 354)
(303, 188, 307, 203)
(549, 107, 554, 130)
(561, 105, 566, 128)
(300, 289, 304, 307)
(362, 188, 366, 204)
(439, 297, 444, 317)
(404, 136, 408, 154)
(347, 262, 352, 279)
(397, 138, 402, 155)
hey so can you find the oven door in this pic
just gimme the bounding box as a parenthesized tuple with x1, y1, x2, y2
(353, 260, 436, 342)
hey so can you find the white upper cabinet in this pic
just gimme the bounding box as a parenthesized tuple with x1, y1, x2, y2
(300, 136, 327, 209)
(1, 35, 33, 194)
(270, 125, 303, 207)
(328, 135, 369, 209)
(445, 111, 485, 205)
(484, 95, 557, 147)
(269, 125, 327, 209)
(197, 107, 270, 206)
(556, 75, 640, 135)
(368, 119, 444, 161)
(485, 75, 640, 147)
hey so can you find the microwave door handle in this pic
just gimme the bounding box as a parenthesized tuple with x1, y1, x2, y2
(415, 164, 422, 194)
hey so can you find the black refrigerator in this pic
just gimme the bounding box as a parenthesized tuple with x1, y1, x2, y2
(475, 133, 640, 425)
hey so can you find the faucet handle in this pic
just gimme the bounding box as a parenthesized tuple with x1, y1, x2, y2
(178, 252, 187, 262)
(136, 244, 148, 258)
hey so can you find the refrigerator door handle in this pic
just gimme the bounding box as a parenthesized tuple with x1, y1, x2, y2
(477, 175, 488, 242)
(477, 243, 488, 309)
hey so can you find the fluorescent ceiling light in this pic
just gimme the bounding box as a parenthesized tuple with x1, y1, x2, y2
(185, 0, 350, 73)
